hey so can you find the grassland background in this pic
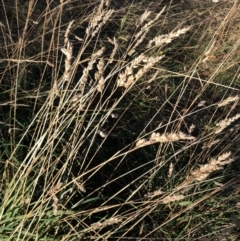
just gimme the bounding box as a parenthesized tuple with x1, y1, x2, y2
(0, 0, 240, 240)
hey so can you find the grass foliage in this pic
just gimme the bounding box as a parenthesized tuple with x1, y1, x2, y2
(0, 0, 240, 240)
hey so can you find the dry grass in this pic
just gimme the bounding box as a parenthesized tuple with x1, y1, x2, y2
(0, 0, 240, 240)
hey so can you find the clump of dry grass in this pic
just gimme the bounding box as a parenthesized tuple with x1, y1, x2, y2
(217, 95, 239, 107)
(161, 194, 185, 204)
(136, 131, 196, 148)
(175, 152, 234, 192)
(215, 113, 240, 134)
(1, 0, 240, 240)
(117, 55, 165, 89)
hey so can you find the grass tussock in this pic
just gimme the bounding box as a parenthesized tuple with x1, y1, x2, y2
(0, 0, 240, 240)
